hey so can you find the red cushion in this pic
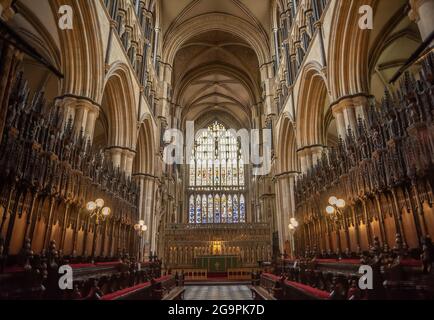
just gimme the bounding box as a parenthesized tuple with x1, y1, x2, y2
(316, 259, 361, 265)
(94, 261, 121, 267)
(154, 275, 172, 283)
(69, 263, 95, 269)
(400, 259, 422, 267)
(4, 266, 25, 273)
(262, 273, 281, 281)
(100, 276, 172, 300)
(101, 282, 151, 300)
(284, 280, 330, 299)
(69, 261, 120, 269)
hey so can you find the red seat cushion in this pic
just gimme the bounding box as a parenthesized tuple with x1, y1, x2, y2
(94, 261, 121, 267)
(154, 275, 172, 283)
(284, 280, 330, 299)
(4, 266, 25, 273)
(262, 273, 280, 281)
(100, 276, 172, 300)
(315, 259, 361, 265)
(400, 259, 422, 267)
(101, 282, 151, 300)
(69, 261, 120, 269)
(69, 263, 95, 269)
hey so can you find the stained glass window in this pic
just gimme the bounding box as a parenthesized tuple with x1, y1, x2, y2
(196, 195, 201, 224)
(208, 194, 213, 222)
(240, 195, 246, 223)
(188, 121, 246, 224)
(221, 194, 227, 223)
(233, 195, 239, 223)
(189, 195, 195, 224)
(202, 195, 207, 223)
(215, 194, 221, 223)
(227, 195, 233, 223)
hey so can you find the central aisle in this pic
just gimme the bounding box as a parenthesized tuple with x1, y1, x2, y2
(184, 285, 253, 300)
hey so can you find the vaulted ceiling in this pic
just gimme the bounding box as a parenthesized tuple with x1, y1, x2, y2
(161, 0, 270, 37)
(166, 0, 269, 130)
(173, 30, 260, 128)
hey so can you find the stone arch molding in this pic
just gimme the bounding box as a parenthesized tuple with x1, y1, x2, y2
(276, 114, 298, 174)
(296, 62, 330, 148)
(102, 62, 137, 149)
(134, 118, 156, 175)
(49, 0, 105, 103)
(162, 13, 271, 68)
(327, 0, 375, 101)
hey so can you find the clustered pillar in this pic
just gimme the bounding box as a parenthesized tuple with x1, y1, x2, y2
(106, 147, 136, 177)
(56, 96, 100, 141)
(135, 174, 158, 258)
(298, 145, 324, 174)
(331, 95, 370, 139)
(275, 172, 298, 254)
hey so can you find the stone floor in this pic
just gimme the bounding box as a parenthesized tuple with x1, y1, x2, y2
(183, 285, 253, 300)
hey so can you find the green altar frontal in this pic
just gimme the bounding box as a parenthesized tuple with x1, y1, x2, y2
(194, 255, 241, 273)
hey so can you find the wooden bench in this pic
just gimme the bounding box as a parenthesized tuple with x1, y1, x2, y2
(249, 285, 276, 300)
(283, 280, 330, 300)
(100, 275, 175, 300)
(162, 287, 186, 300)
(100, 281, 152, 300)
(260, 273, 330, 300)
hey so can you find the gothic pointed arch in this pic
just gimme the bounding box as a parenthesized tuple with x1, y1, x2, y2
(49, 0, 105, 102)
(296, 62, 330, 148)
(133, 117, 156, 175)
(100, 62, 137, 149)
(163, 13, 271, 67)
(276, 114, 298, 174)
(327, 0, 375, 101)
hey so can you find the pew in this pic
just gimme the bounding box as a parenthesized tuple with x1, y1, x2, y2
(260, 273, 331, 300)
(100, 275, 176, 300)
(249, 286, 276, 300)
(282, 280, 330, 300)
(0, 239, 164, 300)
(162, 287, 186, 300)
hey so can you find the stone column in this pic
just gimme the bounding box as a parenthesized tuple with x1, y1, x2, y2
(124, 150, 136, 177)
(56, 96, 100, 140)
(158, 63, 172, 122)
(333, 109, 346, 139)
(273, 28, 281, 67)
(260, 62, 276, 117)
(273, 177, 285, 252)
(85, 106, 99, 140)
(340, 98, 357, 135)
(310, 146, 324, 167)
(353, 95, 369, 121)
(134, 174, 156, 259)
(281, 176, 291, 244)
(298, 150, 308, 174)
(275, 172, 298, 253)
(153, 27, 160, 66)
(332, 97, 357, 138)
(409, 0, 434, 45)
(145, 176, 158, 257)
(107, 147, 123, 169)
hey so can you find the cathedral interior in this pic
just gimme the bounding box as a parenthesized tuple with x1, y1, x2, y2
(0, 0, 434, 301)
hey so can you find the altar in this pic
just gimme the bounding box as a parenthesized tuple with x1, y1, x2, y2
(193, 255, 241, 273)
